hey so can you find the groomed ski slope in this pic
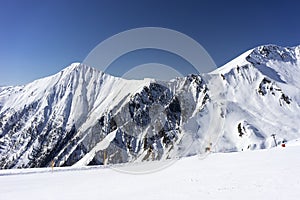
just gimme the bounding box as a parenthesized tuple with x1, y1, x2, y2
(1, 140, 300, 200)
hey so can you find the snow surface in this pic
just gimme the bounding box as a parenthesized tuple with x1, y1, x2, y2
(1, 140, 300, 200)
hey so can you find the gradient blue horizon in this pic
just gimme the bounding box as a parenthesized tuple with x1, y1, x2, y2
(0, 0, 299, 85)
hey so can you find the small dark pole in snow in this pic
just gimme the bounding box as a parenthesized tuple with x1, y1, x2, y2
(271, 134, 277, 147)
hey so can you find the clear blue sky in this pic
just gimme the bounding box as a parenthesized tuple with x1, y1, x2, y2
(0, 0, 299, 85)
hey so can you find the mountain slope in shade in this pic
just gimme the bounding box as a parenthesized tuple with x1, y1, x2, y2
(0, 44, 300, 169)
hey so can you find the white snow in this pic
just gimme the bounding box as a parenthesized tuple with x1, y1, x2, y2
(211, 48, 254, 75)
(73, 129, 117, 167)
(1, 141, 300, 200)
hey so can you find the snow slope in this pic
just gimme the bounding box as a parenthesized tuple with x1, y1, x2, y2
(1, 44, 300, 169)
(1, 140, 299, 200)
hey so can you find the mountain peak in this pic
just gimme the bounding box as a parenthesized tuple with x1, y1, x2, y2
(70, 62, 82, 67)
(62, 62, 90, 73)
(248, 44, 298, 65)
(58, 62, 107, 81)
(212, 44, 300, 76)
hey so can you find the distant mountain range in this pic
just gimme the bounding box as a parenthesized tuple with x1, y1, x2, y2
(1, 44, 300, 169)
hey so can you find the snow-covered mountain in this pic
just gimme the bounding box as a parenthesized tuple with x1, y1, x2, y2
(0, 44, 300, 169)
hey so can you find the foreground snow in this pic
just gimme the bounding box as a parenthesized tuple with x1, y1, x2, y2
(1, 140, 300, 200)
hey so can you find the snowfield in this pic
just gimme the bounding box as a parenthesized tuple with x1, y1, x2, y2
(1, 140, 300, 200)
